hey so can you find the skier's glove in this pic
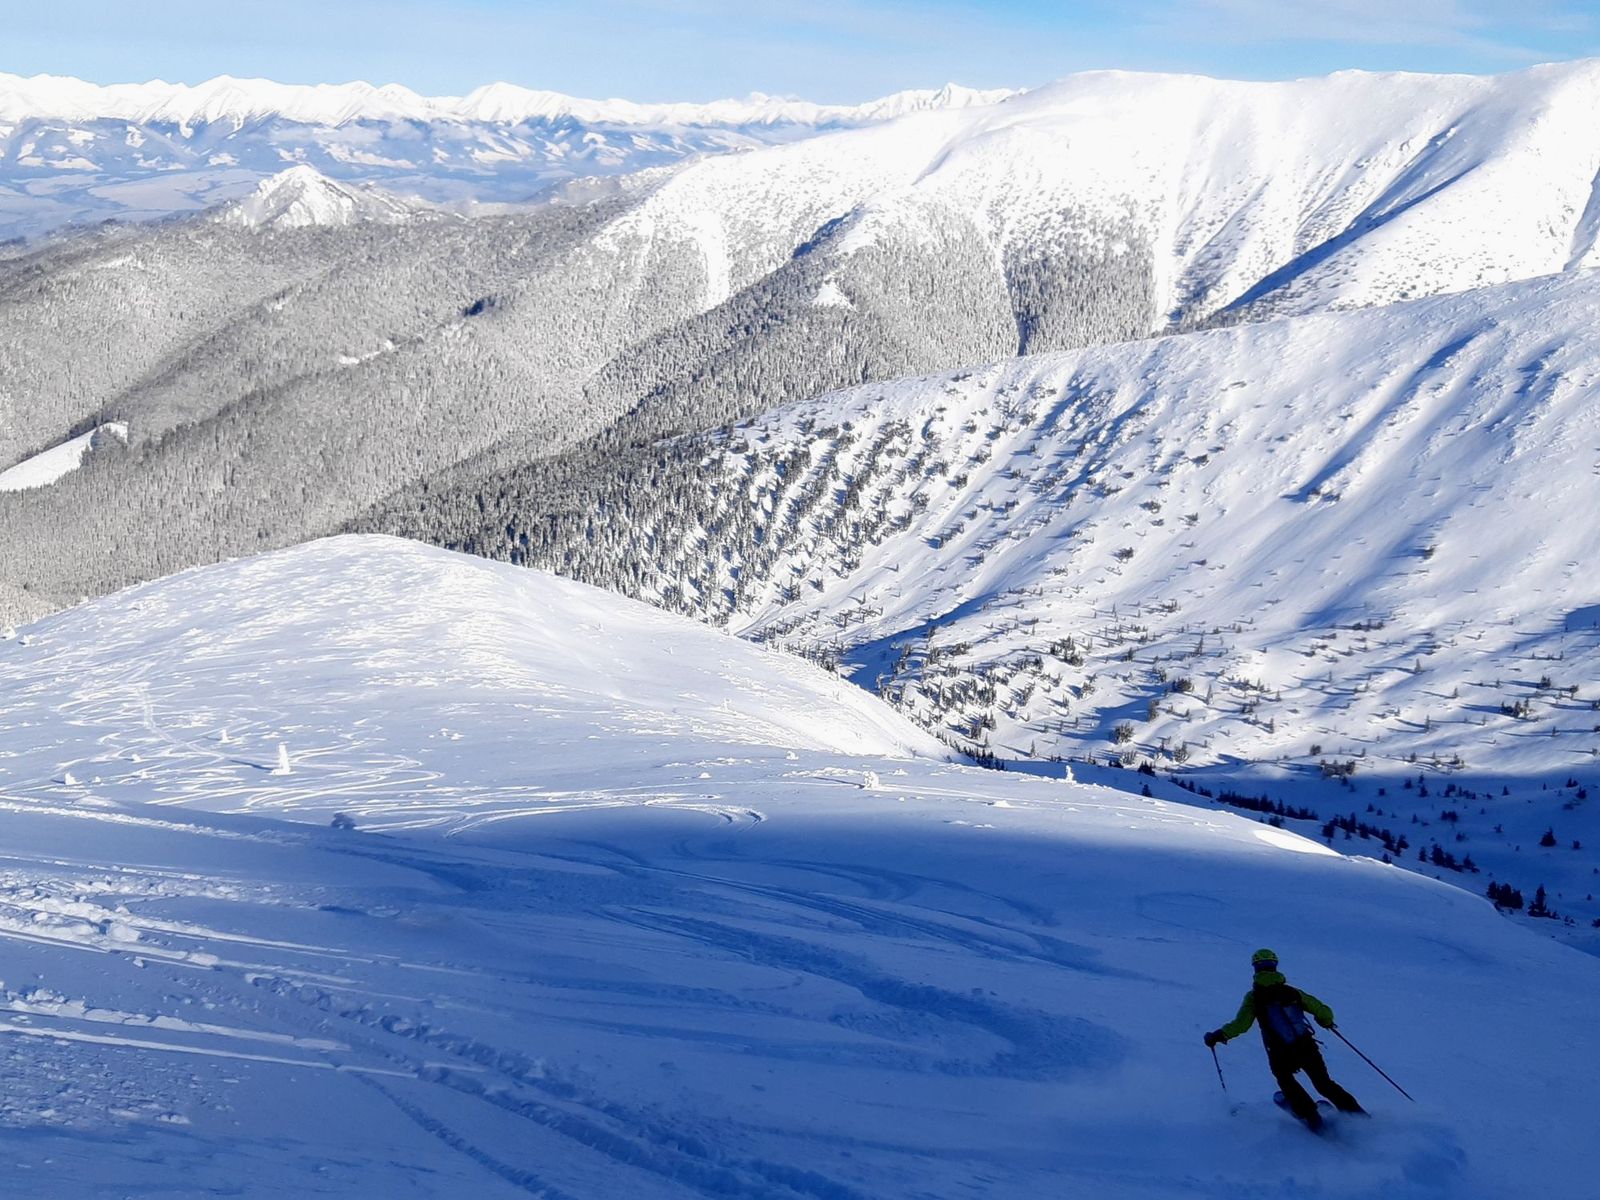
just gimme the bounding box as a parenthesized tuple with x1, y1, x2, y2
(1204, 1030, 1226, 1048)
(1316, 1016, 1335, 1030)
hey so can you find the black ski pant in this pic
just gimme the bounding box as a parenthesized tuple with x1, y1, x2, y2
(1268, 1038, 1362, 1121)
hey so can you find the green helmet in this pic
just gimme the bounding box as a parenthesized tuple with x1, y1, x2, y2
(1251, 948, 1279, 969)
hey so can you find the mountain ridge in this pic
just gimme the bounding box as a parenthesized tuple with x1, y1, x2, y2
(0, 70, 1016, 128)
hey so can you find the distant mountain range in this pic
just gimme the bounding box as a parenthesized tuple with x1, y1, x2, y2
(0, 72, 1013, 240)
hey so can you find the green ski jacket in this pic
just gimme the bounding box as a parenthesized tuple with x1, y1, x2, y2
(1217, 970, 1335, 1042)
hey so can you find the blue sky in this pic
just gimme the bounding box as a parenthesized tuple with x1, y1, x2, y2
(8, 0, 1599, 101)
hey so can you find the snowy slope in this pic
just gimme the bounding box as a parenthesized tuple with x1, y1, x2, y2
(588, 59, 1600, 322)
(0, 73, 1012, 241)
(599, 270, 1600, 778)
(582, 269, 1600, 932)
(0, 534, 1594, 1197)
(0, 421, 126, 491)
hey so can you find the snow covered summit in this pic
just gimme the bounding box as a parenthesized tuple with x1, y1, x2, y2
(215, 166, 423, 229)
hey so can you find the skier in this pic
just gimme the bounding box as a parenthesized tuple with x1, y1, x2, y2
(1204, 948, 1366, 1131)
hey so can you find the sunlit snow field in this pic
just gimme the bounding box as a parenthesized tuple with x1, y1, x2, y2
(0, 537, 1592, 1198)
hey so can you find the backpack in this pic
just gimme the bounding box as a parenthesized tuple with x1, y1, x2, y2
(1255, 983, 1313, 1047)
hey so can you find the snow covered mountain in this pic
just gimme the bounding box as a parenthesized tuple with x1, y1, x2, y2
(214, 165, 429, 229)
(0, 71, 1012, 241)
(571, 58, 1600, 328)
(0, 534, 1594, 1197)
(556, 268, 1600, 775)
(404, 266, 1600, 937)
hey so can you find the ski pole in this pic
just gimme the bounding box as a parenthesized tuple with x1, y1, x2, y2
(1332, 1026, 1414, 1102)
(1210, 1045, 1228, 1094)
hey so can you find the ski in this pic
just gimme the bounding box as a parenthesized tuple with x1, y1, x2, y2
(1273, 1091, 1336, 1134)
